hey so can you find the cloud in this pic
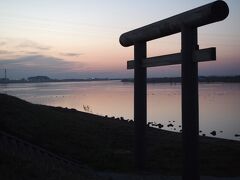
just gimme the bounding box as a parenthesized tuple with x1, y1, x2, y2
(60, 52, 83, 57)
(20, 51, 39, 55)
(17, 40, 50, 51)
(0, 50, 40, 59)
(0, 50, 14, 55)
(0, 42, 6, 46)
(0, 55, 85, 78)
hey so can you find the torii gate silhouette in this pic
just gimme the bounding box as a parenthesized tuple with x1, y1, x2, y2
(119, 1, 229, 180)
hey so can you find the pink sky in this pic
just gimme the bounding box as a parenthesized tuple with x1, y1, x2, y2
(0, 0, 239, 79)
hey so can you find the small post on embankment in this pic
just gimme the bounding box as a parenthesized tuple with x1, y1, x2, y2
(119, 1, 229, 179)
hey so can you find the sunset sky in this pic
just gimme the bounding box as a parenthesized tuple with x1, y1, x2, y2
(0, 0, 239, 79)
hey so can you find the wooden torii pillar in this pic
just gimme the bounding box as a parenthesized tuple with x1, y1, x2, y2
(119, 1, 229, 180)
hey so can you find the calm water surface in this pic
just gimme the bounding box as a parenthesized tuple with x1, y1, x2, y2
(1, 80, 239, 141)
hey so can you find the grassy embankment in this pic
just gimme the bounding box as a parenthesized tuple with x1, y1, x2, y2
(0, 93, 240, 178)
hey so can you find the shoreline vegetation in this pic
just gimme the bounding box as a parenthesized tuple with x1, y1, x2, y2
(0, 93, 240, 179)
(0, 75, 240, 84)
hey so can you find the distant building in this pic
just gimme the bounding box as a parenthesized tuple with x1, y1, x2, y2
(0, 78, 9, 83)
(28, 76, 51, 82)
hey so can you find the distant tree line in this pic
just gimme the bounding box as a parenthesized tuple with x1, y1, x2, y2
(122, 75, 240, 83)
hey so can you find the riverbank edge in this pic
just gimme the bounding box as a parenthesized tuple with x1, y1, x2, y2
(0, 93, 240, 178)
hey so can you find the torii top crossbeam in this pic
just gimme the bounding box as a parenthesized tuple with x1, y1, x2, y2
(120, 0, 228, 47)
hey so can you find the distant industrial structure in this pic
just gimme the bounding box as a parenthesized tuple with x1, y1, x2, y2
(4, 68, 7, 80)
(0, 68, 9, 83)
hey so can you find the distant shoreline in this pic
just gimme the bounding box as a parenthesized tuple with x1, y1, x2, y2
(0, 78, 119, 84)
(0, 75, 240, 84)
(122, 75, 240, 83)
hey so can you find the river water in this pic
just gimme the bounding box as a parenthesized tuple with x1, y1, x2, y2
(1, 80, 239, 141)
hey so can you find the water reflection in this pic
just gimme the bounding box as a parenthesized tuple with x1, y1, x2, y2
(0, 81, 239, 141)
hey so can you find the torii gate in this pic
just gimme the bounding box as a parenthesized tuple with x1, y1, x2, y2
(119, 1, 229, 180)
